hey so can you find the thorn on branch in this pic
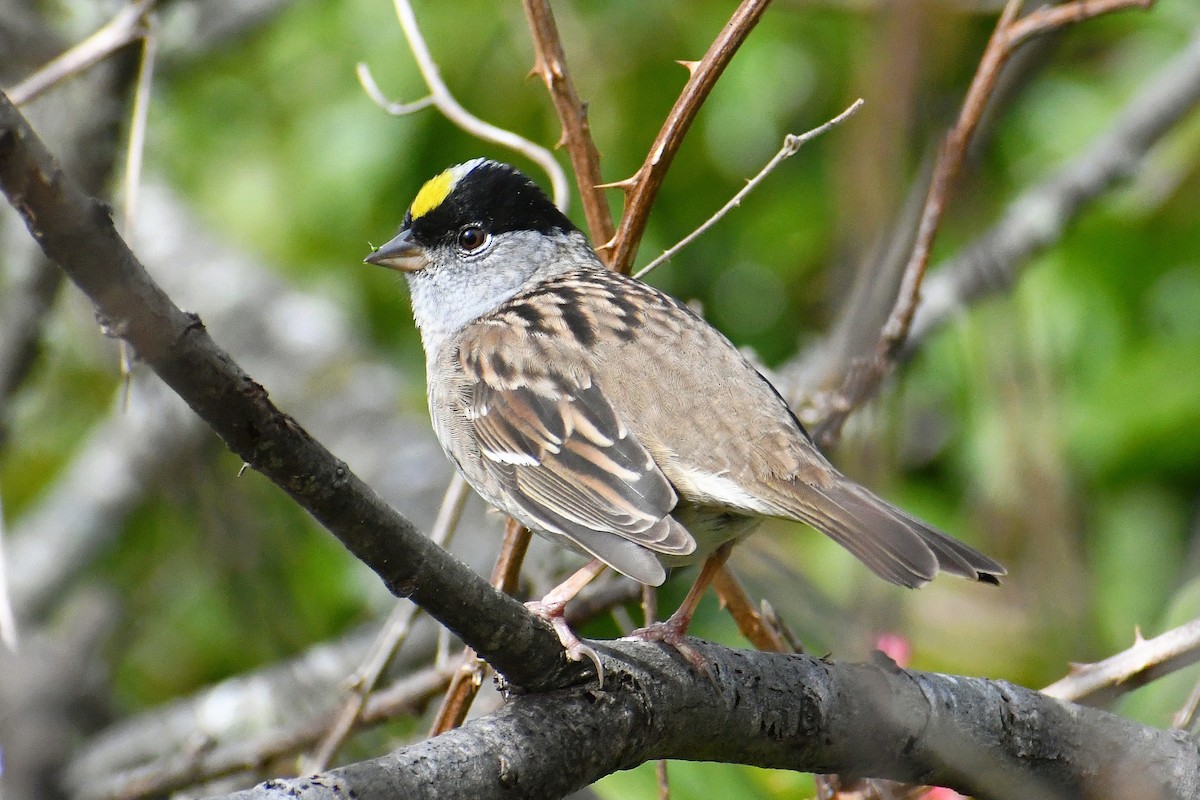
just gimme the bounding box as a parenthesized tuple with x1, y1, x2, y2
(595, 174, 641, 194)
(521, 0, 615, 248)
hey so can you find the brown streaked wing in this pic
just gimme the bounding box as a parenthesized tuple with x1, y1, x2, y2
(461, 333, 696, 580)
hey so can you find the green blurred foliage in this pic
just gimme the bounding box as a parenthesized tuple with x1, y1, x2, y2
(5, 0, 1200, 796)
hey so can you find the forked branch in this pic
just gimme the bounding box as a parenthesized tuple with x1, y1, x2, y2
(810, 0, 1153, 445)
(603, 0, 773, 274)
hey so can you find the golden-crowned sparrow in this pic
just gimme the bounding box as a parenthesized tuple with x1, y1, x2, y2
(366, 158, 1003, 663)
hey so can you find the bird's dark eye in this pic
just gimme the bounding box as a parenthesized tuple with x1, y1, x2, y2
(457, 224, 488, 252)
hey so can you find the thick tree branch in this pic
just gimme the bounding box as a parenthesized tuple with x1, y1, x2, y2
(0, 10, 140, 442)
(70, 576, 641, 800)
(74, 667, 452, 800)
(213, 640, 1200, 800)
(4, 5, 1193, 796)
(5, 181, 473, 624)
(0, 89, 578, 692)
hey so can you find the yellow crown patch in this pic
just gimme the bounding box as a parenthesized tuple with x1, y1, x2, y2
(410, 168, 457, 221)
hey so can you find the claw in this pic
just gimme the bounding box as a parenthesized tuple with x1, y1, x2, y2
(526, 599, 605, 688)
(627, 619, 713, 681)
(621, 544, 729, 681)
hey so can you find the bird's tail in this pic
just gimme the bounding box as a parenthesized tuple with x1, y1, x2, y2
(782, 479, 1005, 589)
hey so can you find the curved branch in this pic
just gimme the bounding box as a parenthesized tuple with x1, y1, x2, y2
(213, 640, 1200, 800)
(357, 0, 569, 211)
(0, 89, 577, 692)
(809, 0, 1153, 445)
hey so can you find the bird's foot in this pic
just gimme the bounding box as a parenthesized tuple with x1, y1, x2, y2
(627, 617, 711, 679)
(525, 598, 605, 688)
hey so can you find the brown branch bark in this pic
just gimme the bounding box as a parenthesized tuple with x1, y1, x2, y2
(604, 0, 773, 273)
(904, 23, 1200, 358)
(809, 0, 1153, 446)
(522, 0, 615, 258)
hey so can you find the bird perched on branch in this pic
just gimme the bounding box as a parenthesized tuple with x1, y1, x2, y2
(366, 158, 1004, 667)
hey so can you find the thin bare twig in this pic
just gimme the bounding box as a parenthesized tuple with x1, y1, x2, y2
(1005, 0, 1154, 46)
(117, 9, 158, 410)
(358, 0, 569, 211)
(604, 0, 774, 273)
(304, 473, 470, 771)
(656, 759, 670, 800)
(4, 2, 157, 418)
(6, 0, 159, 415)
(710, 566, 793, 655)
(354, 67, 433, 115)
(636, 99, 865, 279)
(810, 0, 1153, 445)
(303, 607, 423, 773)
(1042, 618, 1200, 703)
(1172, 674, 1200, 731)
(905, 22, 1200, 356)
(8, 0, 156, 107)
(427, 646, 489, 737)
(522, 0, 615, 256)
(120, 12, 157, 238)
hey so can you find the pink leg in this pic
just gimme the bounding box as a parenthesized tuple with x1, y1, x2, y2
(525, 558, 608, 682)
(629, 543, 734, 672)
